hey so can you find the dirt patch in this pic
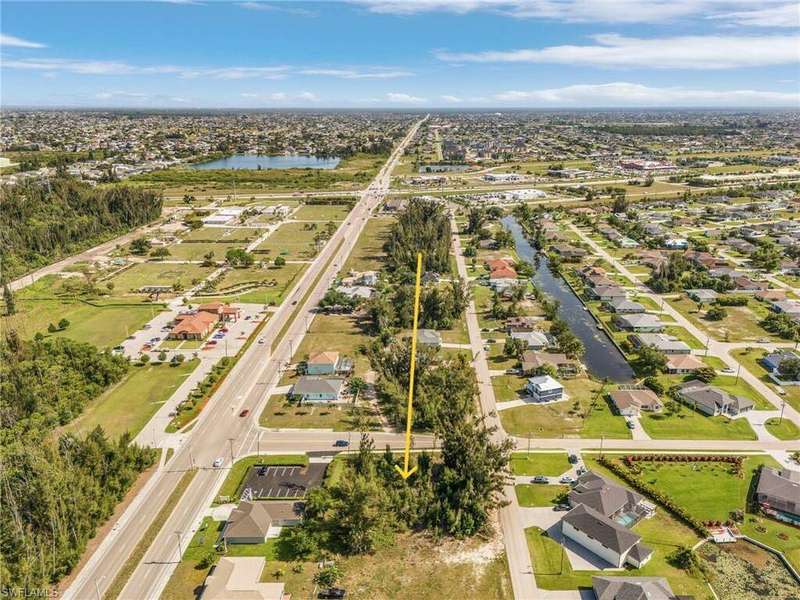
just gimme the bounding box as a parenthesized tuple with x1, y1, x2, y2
(722, 540, 773, 569)
(439, 513, 505, 574)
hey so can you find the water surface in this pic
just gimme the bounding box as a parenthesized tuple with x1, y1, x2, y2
(190, 154, 341, 170)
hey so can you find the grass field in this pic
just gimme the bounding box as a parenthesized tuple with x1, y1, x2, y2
(765, 417, 800, 440)
(255, 221, 329, 260)
(199, 263, 307, 305)
(162, 242, 238, 262)
(510, 452, 571, 476)
(108, 262, 214, 294)
(733, 347, 800, 413)
(640, 407, 757, 440)
(515, 484, 569, 506)
(497, 376, 631, 439)
(65, 359, 199, 439)
(341, 217, 394, 273)
(293, 203, 353, 221)
(180, 227, 261, 243)
(666, 296, 778, 344)
(259, 394, 379, 431)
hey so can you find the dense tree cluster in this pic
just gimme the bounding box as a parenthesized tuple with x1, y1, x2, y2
(366, 277, 469, 332)
(0, 179, 162, 279)
(384, 198, 452, 274)
(0, 333, 157, 591)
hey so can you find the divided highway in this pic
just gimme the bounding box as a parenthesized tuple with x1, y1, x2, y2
(64, 116, 427, 600)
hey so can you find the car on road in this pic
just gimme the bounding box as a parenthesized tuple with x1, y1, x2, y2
(207, 340, 217, 345)
(568, 453, 579, 464)
(626, 418, 636, 430)
(212, 457, 224, 468)
(559, 475, 576, 484)
(532, 475, 548, 484)
(333, 440, 349, 447)
(291, 300, 298, 305)
(258, 338, 265, 344)
(220, 327, 229, 333)
(721, 367, 734, 373)
(576, 466, 587, 476)
(239, 409, 250, 417)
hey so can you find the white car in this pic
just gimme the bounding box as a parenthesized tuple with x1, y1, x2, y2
(212, 457, 224, 468)
(559, 475, 576, 484)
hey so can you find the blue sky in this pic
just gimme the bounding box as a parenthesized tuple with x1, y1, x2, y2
(1, 0, 798, 108)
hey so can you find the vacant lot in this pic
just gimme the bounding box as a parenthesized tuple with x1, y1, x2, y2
(181, 227, 261, 243)
(108, 262, 214, 294)
(255, 221, 329, 260)
(293, 203, 353, 221)
(516, 484, 569, 506)
(342, 217, 394, 273)
(164, 242, 240, 262)
(510, 452, 571, 476)
(66, 359, 199, 439)
(667, 296, 778, 344)
(260, 394, 380, 431)
(199, 263, 307, 305)
(640, 407, 757, 440)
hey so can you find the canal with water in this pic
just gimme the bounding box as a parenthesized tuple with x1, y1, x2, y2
(502, 215, 635, 382)
(190, 154, 341, 170)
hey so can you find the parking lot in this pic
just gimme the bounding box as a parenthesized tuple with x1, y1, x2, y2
(240, 463, 327, 500)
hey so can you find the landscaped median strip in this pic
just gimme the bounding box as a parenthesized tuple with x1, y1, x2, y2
(104, 468, 197, 600)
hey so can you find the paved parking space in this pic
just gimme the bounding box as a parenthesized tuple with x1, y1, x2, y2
(240, 462, 326, 500)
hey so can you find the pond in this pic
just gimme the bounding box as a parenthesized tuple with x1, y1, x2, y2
(190, 154, 341, 170)
(502, 215, 635, 383)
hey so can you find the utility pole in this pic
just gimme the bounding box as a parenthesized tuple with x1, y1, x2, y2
(735, 363, 741, 385)
(779, 399, 786, 425)
(228, 437, 235, 462)
(94, 576, 106, 600)
(600, 435, 604, 459)
(174, 531, 183, 561)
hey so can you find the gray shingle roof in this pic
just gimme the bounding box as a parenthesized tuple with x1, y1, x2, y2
(562, 503, 641, 555)
(592, 576, 675, 600)
(568, 471, 644, 518)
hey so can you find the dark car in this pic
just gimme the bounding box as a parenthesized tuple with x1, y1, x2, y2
(239, 409, 250, 417)
(319, 589, 346, 599)
(568, 454, 579, 464)
(333, 439, 349, 447)
(532, 475, 548, 484)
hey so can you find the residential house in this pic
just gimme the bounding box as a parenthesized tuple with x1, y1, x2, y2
(585, 274, 616, 288)
(506, 316, 541, 332)
(550, 244, 587, 261)
(675, 380, 754, 416)
(511, 330, 550, 350)
(520, 351, 579, 376)
(383, 198, 406, 212)
(608, 389, 663, 417)
(771, 300, 800, 318)
(592, 576, 676, 600)
(734, 276, 767, 292)
(417, 328, 442, 347)
(755, 467, 800, 523)
(665, 354, 706, 374)
(755, 289, 787, 303)
(561, 504, 653, 569)
(290, 376, 344, 403)
(663, 238, 688, 250)
(525, 375, 563, 402)
(728, 238, 756, 255)
(201, 557, 288, 600)
(606, 298, 645, 314)
(617, 237, 640, 249)
(489, 265, 518, 290)
(221, 501, 272, 544)
(587, 285, 627, 302)
(630, 333, 690, 355)
(613, 313, 664, 333)
(335, 285, 373, 301)
(686, 289, 718, 303)
(306, 351, 353, 376)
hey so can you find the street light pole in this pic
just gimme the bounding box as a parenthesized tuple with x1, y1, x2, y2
(779, 399, 786, 425)
(174, 531, 183, 560)
(228, 438, 235, 462)
(94, 575, 106, 600)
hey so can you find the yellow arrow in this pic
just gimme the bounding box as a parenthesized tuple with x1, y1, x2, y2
(395, 252, 423, 480)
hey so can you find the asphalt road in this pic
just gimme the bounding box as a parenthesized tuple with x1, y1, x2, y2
(64, 116, 427, 600)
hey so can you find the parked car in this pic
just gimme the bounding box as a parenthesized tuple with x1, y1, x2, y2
(505, 368, 521, 375)
(532, 475, 548, 484)
(333, 440, 349, 447)
(207, 340, 217, 345)
(319, 589, 346, 600)
(559, 475, 576, 484)
(212, 457, 224, 468)
(221, 327, 229, 333)
(626, 419, 636, 429)
(568, 453, 579, 464)
(553, 504, 570, 512)
(721, 367, 734, 374)
(576, 466, 587, 476)
(239, 409, 250, 417)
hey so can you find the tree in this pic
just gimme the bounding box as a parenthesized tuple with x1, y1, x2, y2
(705, 306, 727, 321)
(226, 247, 255, 268)
(348, 377, 367, 399)
(751, 239, 782, 272)
(57, 318, 70, 330)
(643, 377, 664, 395)
(612, 191, 628, 214)
(695, 366, 716, 383)
(139, 353, 150, 364)
(130, 237, 152, 255)
(635, 344, 667, 376)
(158, 350, 167, 362)
(47, 323, 57, 333)
(504, 337, 527, 359)
(465, 207, 487, 234)
(3, 283, 15, 316)
(313, 564, 342, 588)
(778, 357, 800, 381)
(274, 256, 286, 267)
(105, 281, 115, 293)
(201, 251, 215, 267)
(150, 246, 171, 260)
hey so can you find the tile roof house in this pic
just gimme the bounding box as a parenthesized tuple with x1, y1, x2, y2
(755, 289, 787, 302)
(608, 389, 663, 417)
(665, 354, 706, 374)
(169, 310, 219, 340)
(592, 576, 675, 600)
(520, 351, 578, 375)
(675, 380, 754, 416)
(201, 557, 288, 600)
(755, 467, 800, 521)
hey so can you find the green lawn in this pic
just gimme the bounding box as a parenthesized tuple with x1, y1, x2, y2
(108, 262, 214, 294)
(663, 325, 705, 350)
(739, 514, 800, 572)
(341, 217, 394, 273)
(181, 227, 261, 242)
(162, 242, 238, 262)
(198, 263, 307, 305)
(259, 394, 379, 431)
(255, 221, 329, 260)
(666, 296, 779, 344)
(498, 376, 630, 439)
(293, 203, 353, 221)
(515, 484, 569, 506)
(640, 406, 757, 440)
(65, 359, 199, 438)
(510, 452, 570, 476)
(733, 347, 800, 413)
(765, 417, 800, 440)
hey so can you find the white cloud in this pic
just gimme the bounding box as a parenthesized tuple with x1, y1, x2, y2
(440, 94, 462, 102)
(1, 33, 46, 48)
(298, 68, 412, 79)
(239, 91, 319, 102)
(238, 1, 317, 15)
(714, 4, 799, 27)
(354, 0, 797, 25)
(492, 82, 799, 106)
(386, 92, 427, 103)
(435, 34, 800, 69)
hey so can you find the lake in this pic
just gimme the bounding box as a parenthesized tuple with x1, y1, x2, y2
(190, 154, 341, 170)
(502, 215, 635, 383)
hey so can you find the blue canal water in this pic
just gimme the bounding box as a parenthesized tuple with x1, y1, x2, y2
(502, 215, 635, 383)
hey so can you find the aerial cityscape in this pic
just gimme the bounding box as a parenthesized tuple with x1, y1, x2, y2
(1, 2, 799, 600)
